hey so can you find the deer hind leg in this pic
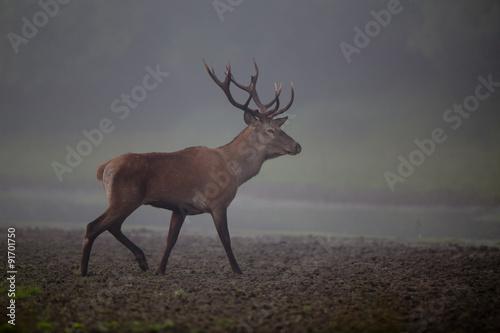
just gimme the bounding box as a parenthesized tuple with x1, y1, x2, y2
(79, 212, 107, 276)
(78, 204, 141, 276)
(211, 208, 242, 275)
(108, 226, 148, 271)
(156, 210, 185, 275)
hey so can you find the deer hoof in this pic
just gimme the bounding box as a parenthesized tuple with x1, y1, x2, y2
(232, 268, 243, 275)
(137, 259, 149, 271)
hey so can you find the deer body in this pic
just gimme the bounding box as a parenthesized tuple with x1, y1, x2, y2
(100, 147, 237, 214)
(79, 60, 301, 276)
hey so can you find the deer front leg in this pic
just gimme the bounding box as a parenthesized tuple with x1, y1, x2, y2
(156, 210, 185, 275)
(211, 208, 243, 275)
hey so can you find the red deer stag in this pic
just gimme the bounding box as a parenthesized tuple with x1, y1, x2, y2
(78, 59, 301, 276)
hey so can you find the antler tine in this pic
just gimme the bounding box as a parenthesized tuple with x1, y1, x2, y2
(268, 82, 294, 118)
(203, 58, 221, 85)
(263, 82, 282, 113)
(252, 57, 259, 84)
(242, 82, 254, 109)
(224, 60, 232, 78)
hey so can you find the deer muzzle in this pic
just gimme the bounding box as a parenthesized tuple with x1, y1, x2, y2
(293, 142, 302, 155)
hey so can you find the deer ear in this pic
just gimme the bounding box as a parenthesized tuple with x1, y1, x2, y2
(272, 116, 288, 127)
(244, 112, 259, 126)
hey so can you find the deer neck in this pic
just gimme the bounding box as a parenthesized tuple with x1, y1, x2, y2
(217, 126, 267, 187)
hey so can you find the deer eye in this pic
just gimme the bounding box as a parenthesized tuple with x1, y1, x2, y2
(266, 128, 275, 135)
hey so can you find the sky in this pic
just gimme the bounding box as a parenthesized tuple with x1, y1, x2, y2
(1, 0, 499, 198)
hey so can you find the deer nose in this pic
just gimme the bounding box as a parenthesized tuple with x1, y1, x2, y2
(295, 143, 302, 154)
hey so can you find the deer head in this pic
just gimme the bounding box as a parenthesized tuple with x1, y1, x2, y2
(203, 59, 302, 159)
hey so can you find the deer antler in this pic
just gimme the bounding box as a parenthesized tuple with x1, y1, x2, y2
(203, 58, 294, 120)
(267, 81, 294, 118)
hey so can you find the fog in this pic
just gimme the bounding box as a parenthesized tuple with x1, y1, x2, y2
(1, 1, 499, 239)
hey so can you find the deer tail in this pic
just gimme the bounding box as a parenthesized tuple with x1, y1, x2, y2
(96, 161, 111, 182)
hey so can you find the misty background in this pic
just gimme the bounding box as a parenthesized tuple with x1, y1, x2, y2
(1, 1, 499, 240)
